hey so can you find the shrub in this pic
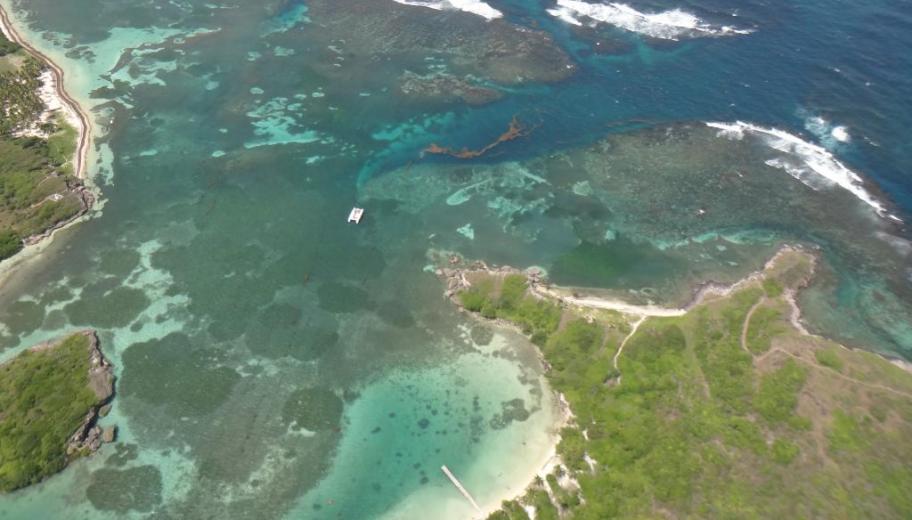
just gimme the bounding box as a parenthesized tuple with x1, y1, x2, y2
(0, 230, 22, 260)
(459, 279, 493, 312)
(815, 348, 844, 372)
(754, 359, 808, 424)
(745, 306, 784, 355)
(828, 411, 864, 453)
(0, 34, 20, 57)
(498, 274, 527, 310)
(762, 278, 783, 298)
(771, 439, 799, 464)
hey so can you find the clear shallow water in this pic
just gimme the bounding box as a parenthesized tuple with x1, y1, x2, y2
(0, 0, 911, 518)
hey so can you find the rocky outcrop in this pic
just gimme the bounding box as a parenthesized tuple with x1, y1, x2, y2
(22, 184, 96, 246)
(64, 330, 115, 456)
(428, 249, 546, 300)
(399, 71, 503, 105)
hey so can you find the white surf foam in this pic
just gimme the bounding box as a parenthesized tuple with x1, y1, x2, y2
(392, 0, 502, 20)
(831, 125, 851, 143)
(801, 111, 852, 151)
(547, 1, 752, 40)
(706, 121, 899, 221)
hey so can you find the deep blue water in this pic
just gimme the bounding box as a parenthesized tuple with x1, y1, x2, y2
(384, 0, 912, 213)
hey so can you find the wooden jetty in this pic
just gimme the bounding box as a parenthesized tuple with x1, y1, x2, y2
(441, 465, 481, 513)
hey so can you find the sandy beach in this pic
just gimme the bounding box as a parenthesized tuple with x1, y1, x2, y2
(472, 391, 572, 520)
(0, 4, 92, 180)
(0, 3, 97, 287)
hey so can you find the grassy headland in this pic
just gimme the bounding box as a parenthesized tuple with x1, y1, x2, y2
(0, 331, 114, 492)
(0, 31, 87, 262)
(444, 249, 912, 519)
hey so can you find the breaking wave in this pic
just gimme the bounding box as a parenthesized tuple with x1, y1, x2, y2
(547, 0, 752, 40)
(707, 121, 899, 221)
(801, 111, 851, 150)
(392, 0, 502, 20)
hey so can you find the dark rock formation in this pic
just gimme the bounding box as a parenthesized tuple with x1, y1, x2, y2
(65, 330, 115, 456)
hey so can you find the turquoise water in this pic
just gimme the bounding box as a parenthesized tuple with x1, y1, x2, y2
(1, 0, 911, 518)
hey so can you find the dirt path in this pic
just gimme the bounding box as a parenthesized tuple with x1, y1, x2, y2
(740, 298, 765, 355)
(533, 285, 686, 318)
(758, 346, 912, 400)
(614, 316, 646, 371)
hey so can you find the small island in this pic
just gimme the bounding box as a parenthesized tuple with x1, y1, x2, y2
(0, 19, 92, 262)
(0, 331, 115, 492)
(436, 247, 912, 519)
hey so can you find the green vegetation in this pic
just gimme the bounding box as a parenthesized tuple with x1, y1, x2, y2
(459, 273, 562, 341)
(745, 304, 785, 354)
(754, 359, 808, 423)
(690, 287, 761, 414)
(460, 250, 912, 519)
(0, 229, 22, 259)
(0, 37, 83, 262)
(525, 488, 558, 520)
(0, 34, 20, 57)
(487, 500, 530, 520)
(0, 333, 102, 492)
(771, 438, 800, 464)
(0, 55, 43, 135)
(547, 470, 581, 510)
(816, 347, 845, 371)
(46, 115, 78, 174)
(762, 277, 783, 297)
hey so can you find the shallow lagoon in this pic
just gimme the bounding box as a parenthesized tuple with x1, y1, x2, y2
(1, 0, 911, 518)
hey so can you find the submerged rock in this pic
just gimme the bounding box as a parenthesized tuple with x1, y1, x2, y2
(306, 0, 576, 85)
(399, 71, 503, 105)
(86, 465, 162, 513)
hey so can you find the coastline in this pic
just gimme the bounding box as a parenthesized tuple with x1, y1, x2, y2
(0, 4, 91, 179)
(473, 392, 572, 520)
(440, 244, 912, 517)
(0, 3, 98, 282)
(533, 246, 808, 318)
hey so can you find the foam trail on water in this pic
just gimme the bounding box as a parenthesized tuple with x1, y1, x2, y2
(707, 121, 900, 222)
(800, 110, 852, 150)
(547, 0, 752, 40)
(392, 0, 502, 20)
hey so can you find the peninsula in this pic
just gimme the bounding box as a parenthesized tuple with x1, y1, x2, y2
(0, 5, 93, 262)
(0, 331, 115, 492)
(437, 247, 912, 519)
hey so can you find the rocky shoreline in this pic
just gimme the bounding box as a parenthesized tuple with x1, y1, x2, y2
(67, 330, 116, 455)
(0, 330, 117, 492)
(429, 249, 546, 300)
(28, 330, 116, 457)
(21, 185, 96, 247)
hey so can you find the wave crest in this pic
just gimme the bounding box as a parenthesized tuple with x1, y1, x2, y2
(707, 121, 899, 222)
(547, 1, 752, 40)
(392, 0, 502, 21)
